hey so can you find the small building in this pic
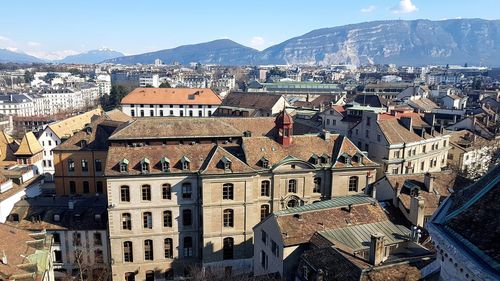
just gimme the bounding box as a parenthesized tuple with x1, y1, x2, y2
(427, 165, 500, 281)
(0, 224, 54, 281)
(441, 94, 467, 110)
(213, 92, 288, 117)
(14, 132, 44, 174)
(252, 195, 393, 280)
(120, 88, 222, 117)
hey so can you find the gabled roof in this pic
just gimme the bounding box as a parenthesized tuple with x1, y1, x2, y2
(14, 132, 43, 156)
(0, 131, 18, 165)
(218, 92, 283, 110)
(47, 108, 102, 139)
(121, 88, 222, 105)
(200, 145, 254, 174)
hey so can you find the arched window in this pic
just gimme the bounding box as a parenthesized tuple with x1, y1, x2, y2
(288, 179, 297, 193)
(141, 160, 149, 173)
(223, 237, 234, 260)
(144, 240, 153, 260)
(123, 241, 133, 262)
(182, 183, 192, 199)
(223, 209, 234, 227)
(141, 185, 151, 201)
(163, 211, 172, 227)
(348, 176, 359, 192)
(122, 213, 131, 230)
(164, 238, 173, 259)
(125, 272, 135, 281)
(183, 236, 193, 257)
(222, 183, 234, 200)
(162, 184, 172, 200)
(260, 204, 270, 221)
(143, 212, 152, 229)
(120, 186, 130, 202)
(183, 209, 192, 226)
(261, 181, 270, 197)
(287, 198, 299, 208)
(313, 177, 321, 193)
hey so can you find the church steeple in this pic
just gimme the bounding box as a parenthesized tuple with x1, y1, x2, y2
(275, 108, 293, 147)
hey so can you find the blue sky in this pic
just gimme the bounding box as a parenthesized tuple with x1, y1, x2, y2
(0, 0, 497, 59)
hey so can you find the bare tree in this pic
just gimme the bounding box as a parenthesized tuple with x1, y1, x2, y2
(65, 250, 111, 281)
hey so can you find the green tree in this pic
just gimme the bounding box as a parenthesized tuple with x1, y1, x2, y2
(99, 85, 131, 111)
(24, 70, 34, 83)
(159, 81, 171, 88)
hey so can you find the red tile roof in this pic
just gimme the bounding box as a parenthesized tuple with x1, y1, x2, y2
(121, 88, 222, 105)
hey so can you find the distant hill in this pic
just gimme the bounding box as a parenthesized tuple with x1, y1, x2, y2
(104, 39, 259, 65)
(58, 49, 124, 64)
(0, 48, 45, 63)
(106, 18, 500, 66)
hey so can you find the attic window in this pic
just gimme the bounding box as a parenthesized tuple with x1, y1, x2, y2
(9, 213, 19, 222)
(181, 156, 191, 170)
(141, 158, 150, 174)
(119, 159, 129, 173)
(243, 131, 252, 137)
(160, 157, 170, 172)
(352, 153, 364, 165)
(79, 140, 88, 147)
(339, 153, 351, 165)
(221, 156, 232, 171)
(85, 126, 92, 134)
(94, 214, 101, 222)
(53, 214, 60, 222)
(260, 157, 269, 169)
(320, 154, 330, 164)
(310, 154, 319, 165)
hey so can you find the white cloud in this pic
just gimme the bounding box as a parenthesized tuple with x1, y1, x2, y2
(26, 49, 79, 60)
(391, 0, 418, 14)
(0, 35, 11, 43)
(5, 47, 19, 52)
(361, 5, 376, 13)
(27, 41, 41, 47)
(249, 36, 266, 50)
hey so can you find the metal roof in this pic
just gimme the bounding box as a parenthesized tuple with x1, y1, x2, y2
(274, 195, 375, 216)
(318, 220, 410, 251)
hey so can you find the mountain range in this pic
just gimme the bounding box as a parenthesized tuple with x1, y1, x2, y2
(2, 19, 500, 66)
(0, 48, 124, 64)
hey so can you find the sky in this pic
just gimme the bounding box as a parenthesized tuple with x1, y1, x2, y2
(0, 0, 497, 60)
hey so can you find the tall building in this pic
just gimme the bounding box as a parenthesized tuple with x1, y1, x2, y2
(104, 112, 378, 280)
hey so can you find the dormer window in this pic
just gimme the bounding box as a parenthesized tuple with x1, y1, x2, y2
(339, 153, 351, 166)
(352, 152, 364, 165)
(181, 156, 190, 171)
(221, 156, 232, 171)
(119, 159, 129, 173)
(310, 154, 319, 165)
(79, 140, 87, 147)
(160, 157, 170, 172)
(53, 214, 60, 222)
(141, 158, 150, 174)
(320, 154, 330, 164)
(85, 126, 92, 134)
(94, 214, 101, 222)
(260, 157, 269, 169)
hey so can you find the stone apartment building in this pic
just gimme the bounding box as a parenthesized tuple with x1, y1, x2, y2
(104, 111, 378, 281)
(53, 115, 127, 196)
(350, 110, 450, 177)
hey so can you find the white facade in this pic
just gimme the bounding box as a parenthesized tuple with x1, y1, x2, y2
(0, 94, 35, 117)
(0, 178, 42, 223)
(96, 74, 112, 95)
(139, 74, 160, 88)
(122, 104, 217, 117)
(38, 127, 61, 179)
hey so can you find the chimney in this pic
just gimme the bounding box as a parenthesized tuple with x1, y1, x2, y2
(369, 233, 385, 265)
(393, 183, 401, 206)
(348, 204, 353, 213)
(424, 173, 434, 193)
(400, 117, 413, 132)
(410, 196, 425, 227)
(372, 184, 377, 199)
(322, 129, 331, 140)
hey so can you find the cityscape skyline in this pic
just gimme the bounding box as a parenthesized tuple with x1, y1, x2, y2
(0, 0, 498, 60)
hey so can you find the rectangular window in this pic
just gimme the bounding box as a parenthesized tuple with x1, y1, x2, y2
(260, 251, 268, 269)
(68, 159, 75, 172)
(81, 159, 88, 172)
(271, 240, 279, 257)
(94, 232, 102, 246)
(142, 185, 151, 201)
(83, 181, 89, 193)
(120, 186, 130, 202)
(69, 181, 76, 194)
(144, 240, 154, 260)
(143, 212, 153, 229)
(261, 230, 267, 245)
(54, 250, 63, 263)
(392, 168, 399, 174)
(95, 160, 102, 172)
(198, 110, 202, 116)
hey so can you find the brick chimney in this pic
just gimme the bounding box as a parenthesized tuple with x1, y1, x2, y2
(369, 233, 385, 265)
(424, 173, 434, 193)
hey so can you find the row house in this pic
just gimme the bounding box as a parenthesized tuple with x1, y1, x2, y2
(5, 196, 110, 281)
(350, 110, 450, 177)
(103, 111, 379, 281)
(120, 88, 221, 118)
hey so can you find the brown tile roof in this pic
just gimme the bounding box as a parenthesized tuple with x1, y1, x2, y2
(386, 171, 471, 216)
(54, 116, 124, 151)
(0, 131, 18, 165)
(377, 118, 424, 144)
(408, 98, 439, 112)
(104, 108, 133, 122)
(108, 117, 320, 140)
(275, 200, 389, 246)
(332, 136, 378, 169)
(200, 145, 254, 174)
(448, 129, 490, 151)
(48, 108, 103, 139)
(218, 92, 283, 110)
(14, 132, 43, 156)
(0, 224, 49, 280)
(121, 88, 222, 105)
